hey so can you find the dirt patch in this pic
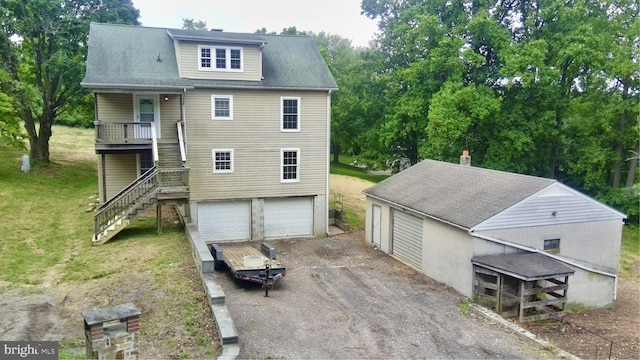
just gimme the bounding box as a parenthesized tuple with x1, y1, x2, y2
(523, 272, 640, 359)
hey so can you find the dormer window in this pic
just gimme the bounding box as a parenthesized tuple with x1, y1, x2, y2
(199, 45, 243, 71)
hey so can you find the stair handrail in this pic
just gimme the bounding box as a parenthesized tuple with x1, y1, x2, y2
(177, 121, 186, 163)
(94, 166, 160, 236)
(151, 123, 159, 163)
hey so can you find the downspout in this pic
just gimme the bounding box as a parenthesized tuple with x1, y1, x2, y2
(326, 90, 332, 235)
(95, 92, 107, 203)
(469, 231, 618, 300)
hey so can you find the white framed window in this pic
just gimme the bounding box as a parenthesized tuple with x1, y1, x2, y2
(281, 97, 300, 131)
(199, 45, 243, 71)
(213, 149, 234, 173)
(212, 95, 233, 120)
(199, 46, 212, 69)
(281, 148, 300, 183)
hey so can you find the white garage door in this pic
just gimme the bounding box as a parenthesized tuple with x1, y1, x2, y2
(392, 210, 423, 270)
(264, 197, 312, 238)
(198, 201, 251, 241)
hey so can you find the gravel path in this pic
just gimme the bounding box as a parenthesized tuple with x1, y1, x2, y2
(212, 233, 550, 359)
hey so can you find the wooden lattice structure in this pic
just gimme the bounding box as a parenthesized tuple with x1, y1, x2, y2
(472, 253, 575, 323)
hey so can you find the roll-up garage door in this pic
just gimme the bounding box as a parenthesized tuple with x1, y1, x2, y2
(198, 201, 251, 241)
(264, 197, 312, 238)
(392, 210, 423, 270)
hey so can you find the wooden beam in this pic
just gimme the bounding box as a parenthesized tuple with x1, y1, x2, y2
(522, 283, 568, 295)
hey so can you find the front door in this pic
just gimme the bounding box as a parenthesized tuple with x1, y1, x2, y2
(372, 205, 381, 246)
(134, 95, 159, 139)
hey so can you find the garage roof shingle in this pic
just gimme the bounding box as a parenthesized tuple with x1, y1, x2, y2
(363, 160, 554, 229)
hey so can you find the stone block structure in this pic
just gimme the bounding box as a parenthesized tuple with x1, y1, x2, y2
(82, 303, 141, 359)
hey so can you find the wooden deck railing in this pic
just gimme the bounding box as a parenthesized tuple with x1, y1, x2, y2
(94, 167, 189, 237)
(95, 121, 153, 143)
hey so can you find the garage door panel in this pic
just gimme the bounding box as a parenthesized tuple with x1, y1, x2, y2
(392, 210, 423, 270)
(265, 197, 312, 238)
(198, 201, 251, 241)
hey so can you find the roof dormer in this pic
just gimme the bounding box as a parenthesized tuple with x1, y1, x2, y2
(167, 29, 267, 82)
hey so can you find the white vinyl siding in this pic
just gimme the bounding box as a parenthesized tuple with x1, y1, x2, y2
(212, 149, 234, 173)
(96, 93, 133, 122)
(104, 154, 138, 201)
(185, 90, 328, 201)
(392, 210, 423, 270)
(264, 197, 312, 237)
(198, 201, 251, 241)
(179, 42, 260, 81)
(212, 95, 233, 120)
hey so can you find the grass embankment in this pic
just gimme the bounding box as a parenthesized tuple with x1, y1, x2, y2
(0, 126, 219, 359)
(329, 156, 388, 229)
(620, 224, 639, 278)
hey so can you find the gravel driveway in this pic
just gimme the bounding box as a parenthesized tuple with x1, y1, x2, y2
(212, 232, 547, 359)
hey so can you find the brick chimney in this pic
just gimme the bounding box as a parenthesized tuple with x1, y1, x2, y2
(460, 150, 471, 166)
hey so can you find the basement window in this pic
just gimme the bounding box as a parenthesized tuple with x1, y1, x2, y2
(543, 238, 560, 254)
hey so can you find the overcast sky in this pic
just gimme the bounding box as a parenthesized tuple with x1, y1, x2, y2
(131, 0, 379, 47)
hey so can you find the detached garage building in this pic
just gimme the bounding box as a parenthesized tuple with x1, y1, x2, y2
(363, 154, 627, 314)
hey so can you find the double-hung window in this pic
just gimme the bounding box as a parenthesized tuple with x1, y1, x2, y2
(212, 95, 233, 120)
(200, 47, 212, 69)
(213, 149, 234, 173)
(281, 97, 300, 131)
(281, 148, 300, 183)
(199, 45, 243, 71)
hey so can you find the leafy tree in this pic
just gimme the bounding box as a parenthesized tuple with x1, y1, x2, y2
(183, 18, 208, 31)
(0, 71, 24, 149)
(0, 0, 139, 164)
(426, 81, 501, 164)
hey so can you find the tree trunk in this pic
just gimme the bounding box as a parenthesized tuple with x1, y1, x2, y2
(612, 100, 629, 188)
(23, 104, 54, 164)
(331, 141, 341, 164)
(626, 139, 639, 188)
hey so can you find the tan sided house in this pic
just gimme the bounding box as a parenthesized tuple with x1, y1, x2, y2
(363, 153, 627, 320)
(82, 23, 337, 245)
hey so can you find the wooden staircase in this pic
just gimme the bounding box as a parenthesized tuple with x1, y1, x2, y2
(92, 141, 188, 245)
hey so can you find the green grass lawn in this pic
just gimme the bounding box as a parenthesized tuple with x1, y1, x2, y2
(329, 156, 389, 183)
(620, 224, 639, 278)
(0, 126, 219, 358)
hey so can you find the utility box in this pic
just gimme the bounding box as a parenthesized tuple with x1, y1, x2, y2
(21, 154, 29, 172)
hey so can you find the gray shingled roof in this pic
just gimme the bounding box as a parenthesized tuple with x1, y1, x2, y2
(81, 23, 337, 91)
(363, 160, 555, 229)
(472, 253, 575, 281)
